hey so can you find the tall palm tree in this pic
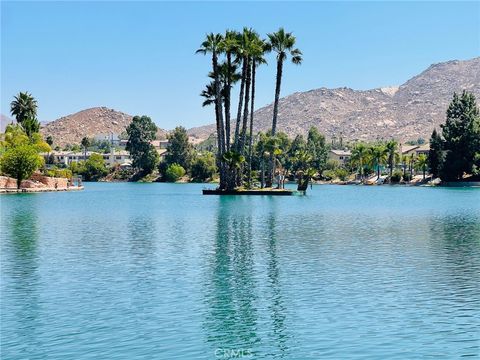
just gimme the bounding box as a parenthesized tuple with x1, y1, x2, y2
(200, 82, 217, 107)
(265, 28, 302, 186)
(220, 30, 239, 150)
(266, 28, 302, 136)
(81, 137, 90, 160)
(385, 140, 398, 183)
(369, 144, 387, 180)
(10, 92, 38, 124)
(197, 33, 227, 188)
(247, 36, 267, 186)
(196, 33, 226, 158)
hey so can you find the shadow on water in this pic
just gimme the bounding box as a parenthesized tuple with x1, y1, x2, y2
(1, 196, 41, 356)
(203, 196, 260, 356)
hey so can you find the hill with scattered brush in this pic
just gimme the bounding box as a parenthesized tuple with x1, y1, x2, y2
(188, 57, 480, 142)
(40, 107, 167, 147)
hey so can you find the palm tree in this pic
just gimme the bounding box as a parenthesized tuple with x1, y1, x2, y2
(350, 143, 369, 181)
(200, 82, 217, 107)
(247, 35, 267, 186)
(220, 30, 239, 150)
(266, 28, 302, 136)
(197, 33, 227, 188)
(415, 153, 428, 180)
(369, 144, 387, 180)
(385, 140, 398, 183)
(10, 92, 38, 124)
(196, 33, 226, 158)
(81, 137, 90, 161)
(265, 28, 302, 186)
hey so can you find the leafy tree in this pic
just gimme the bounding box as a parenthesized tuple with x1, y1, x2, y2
(440, 91, 480, 181)
(82, 153, 108, 181)
(0, 145, 44, 188)
(385, 140, 398, 182)
(350, 143, 369, 181)
(306, 127, 328, 173)
(46, 135, 54, 147)
(126, 115, 159, 175)
(165, 126, 193, 171)
(191, 152, 217, 182)
(22, 117, 40, 137)
(10, 92, 38, 124)
(164, 163, 186, 182)
(428, 128, 443, 178)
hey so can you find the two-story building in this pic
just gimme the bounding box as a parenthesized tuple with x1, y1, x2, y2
(328, 149, 351, 166)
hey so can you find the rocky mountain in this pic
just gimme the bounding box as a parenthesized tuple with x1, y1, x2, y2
(41, 107, 167, 147)
(188, 57, 480, 142)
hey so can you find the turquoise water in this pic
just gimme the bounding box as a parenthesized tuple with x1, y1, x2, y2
(1, 183, 479, 359)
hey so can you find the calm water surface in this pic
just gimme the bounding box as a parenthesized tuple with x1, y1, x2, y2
(1, 183, 480, 359)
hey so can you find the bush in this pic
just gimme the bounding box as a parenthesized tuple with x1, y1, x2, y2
(45, 168, 72, 179)
(403, 173, 412, 182)
(390, 169, 403, 183)
(322, 169, 336, 181)
(191, 152, 217, 181)
(335, 167, 349, 181)
(164, 163, 185, 182)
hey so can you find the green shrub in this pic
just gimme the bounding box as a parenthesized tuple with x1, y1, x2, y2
(390, 169, 403, 183)
(322, 169, 336, 181)
(403, 173, 412, 182)
(164, 163, 185, 182)
(335, 167, 349, 181)
(191, 152, 216, 181)
(45, 167, 72, 179)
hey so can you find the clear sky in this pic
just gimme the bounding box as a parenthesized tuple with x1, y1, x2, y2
(1, 1, 479, 129)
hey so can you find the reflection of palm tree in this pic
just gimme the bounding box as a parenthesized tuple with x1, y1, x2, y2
(203, 198, 259, 354)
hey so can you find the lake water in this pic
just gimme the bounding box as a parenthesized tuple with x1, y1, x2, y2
(1, 183, 480, 359)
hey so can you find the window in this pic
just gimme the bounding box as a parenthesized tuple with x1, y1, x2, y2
(116, 156, 121, 160)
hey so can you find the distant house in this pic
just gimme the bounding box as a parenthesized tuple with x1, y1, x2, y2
(328, 149, 351, 166)
(94, 133, 121, 146)
(400, 144, 430, 157)
(151, 139, 169, 150)
(45, 150, 130, 167)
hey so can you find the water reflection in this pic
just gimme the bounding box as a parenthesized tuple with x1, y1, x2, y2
(2, 196, 41, 356)
(203, 197, 260, 355)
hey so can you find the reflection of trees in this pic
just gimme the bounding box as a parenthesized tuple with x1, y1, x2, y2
(2, 196, 41, 354)
(433, 214, 480, 296)
(203, 197, 259, 354)
(265, 210, 288, 356)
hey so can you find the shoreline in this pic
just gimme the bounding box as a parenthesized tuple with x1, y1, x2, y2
(0, 186, 84, 194)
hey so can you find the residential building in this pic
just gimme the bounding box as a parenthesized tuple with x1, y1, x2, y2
(328, 149, 351, 166)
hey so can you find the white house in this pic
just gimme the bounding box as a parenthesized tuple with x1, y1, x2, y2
(328, 149, 351, 166)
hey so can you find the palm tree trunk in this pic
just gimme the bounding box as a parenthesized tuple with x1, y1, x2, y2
(266, 58, 284, 188)
(239, 56, 251, 154)
(377, 162, 380, 180)
(225, 52, 232, 151)
(212, 52, 226, 189)
(234, 59, 247, 151)
(248, 60, 256, 187)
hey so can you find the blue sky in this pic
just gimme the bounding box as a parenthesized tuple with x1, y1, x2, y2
(1, 1, 479, 129)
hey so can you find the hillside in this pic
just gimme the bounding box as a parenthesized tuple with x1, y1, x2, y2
(188, 57, 480, 141)
(41, 107, 167, 147)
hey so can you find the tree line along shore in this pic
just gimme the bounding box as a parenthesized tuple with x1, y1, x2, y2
(1, 28, 479, 190)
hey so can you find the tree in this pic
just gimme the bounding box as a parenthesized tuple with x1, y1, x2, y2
(81, 137, 90, 161)
(165, 163, 186, 182)
(265, 28, 302, 186)
(369, 144, 387, 180)
(415, 153, 428, 180)
(46, 135, 54, 147)
(385, 140, 398, 182)
(165, 126, 193, 171)
(306, 127, 328, 173)
(126, 115, 159, 175)
(10, 92, 37, 125)
(197, 33, 227, 188)
(428, 129, 443, 178)
(350, 143, 369, 181)
(0, 144, 44, 188)
(191, 152, 217, 182)
(83, 153, 108, 181)
(440, 91, 480, 181)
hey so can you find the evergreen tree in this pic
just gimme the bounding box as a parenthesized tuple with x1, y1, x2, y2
(306, 127, 328, 173)
(165, 126, 193, 171)
(440, 91, 480, 181)
(126, 116, 159, 174)
(428, 128, 443, 179)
